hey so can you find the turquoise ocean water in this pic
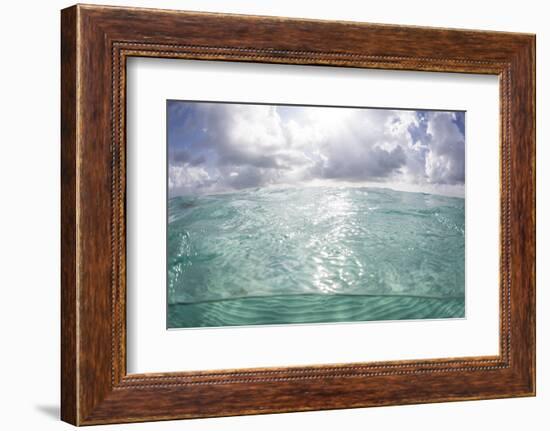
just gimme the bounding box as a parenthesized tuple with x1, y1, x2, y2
(167, 186, 465, 328)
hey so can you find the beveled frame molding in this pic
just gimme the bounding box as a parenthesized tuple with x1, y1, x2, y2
(61, 4, 535, 425)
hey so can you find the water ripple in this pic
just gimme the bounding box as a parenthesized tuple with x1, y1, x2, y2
(167, 186, 465, 327)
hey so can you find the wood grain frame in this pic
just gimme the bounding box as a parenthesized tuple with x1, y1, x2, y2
(61, 4, 536, 426)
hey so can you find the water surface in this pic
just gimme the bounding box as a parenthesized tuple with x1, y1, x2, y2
(167, 186, 465, 328)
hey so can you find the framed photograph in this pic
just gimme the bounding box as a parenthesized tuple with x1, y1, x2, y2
(61, 4, 536, 425)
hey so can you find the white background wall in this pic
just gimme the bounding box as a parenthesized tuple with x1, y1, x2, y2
(0, 0, 546, 429)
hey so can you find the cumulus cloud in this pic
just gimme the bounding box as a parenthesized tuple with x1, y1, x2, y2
(167, 101, 465, 196)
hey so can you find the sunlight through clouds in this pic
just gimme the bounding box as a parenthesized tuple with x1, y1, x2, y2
(167, 101, 465, 197)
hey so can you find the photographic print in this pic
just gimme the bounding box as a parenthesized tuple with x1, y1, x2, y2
(167, 100, 465, 329)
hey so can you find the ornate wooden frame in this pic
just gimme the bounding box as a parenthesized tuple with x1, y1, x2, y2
(61, 4, 535, 425)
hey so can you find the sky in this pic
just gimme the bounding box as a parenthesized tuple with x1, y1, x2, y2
(167, 101, 465, 197)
